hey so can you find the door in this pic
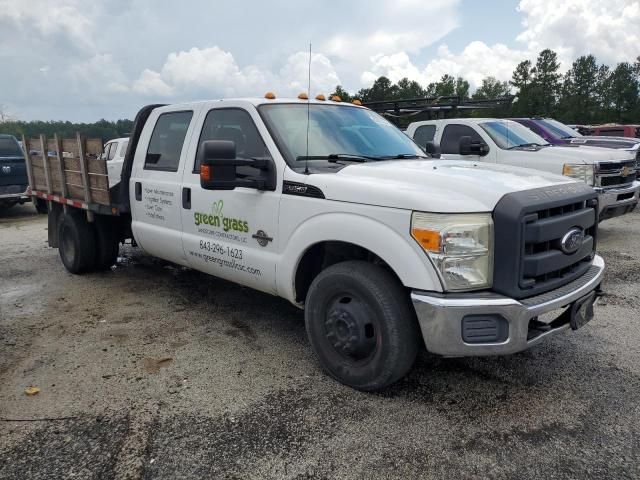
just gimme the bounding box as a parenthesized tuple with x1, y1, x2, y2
(130, 109, 196, 266)
(439, 123, 496, 163)
(180, 105, 280, 294)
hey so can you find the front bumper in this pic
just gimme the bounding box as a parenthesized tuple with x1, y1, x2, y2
(595, 181, 639, 220)
(411, 255, 604, 357)
(0, 185, 30, 202)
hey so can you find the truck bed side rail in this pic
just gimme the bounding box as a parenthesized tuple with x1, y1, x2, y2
(23, 134, 116, 216)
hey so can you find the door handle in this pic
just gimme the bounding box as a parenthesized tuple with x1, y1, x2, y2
(135, 182, 142, 201)
(182, 187, 191, 209)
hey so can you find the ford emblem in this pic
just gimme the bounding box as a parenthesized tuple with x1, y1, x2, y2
(1, 165, 10, 174)
(560, 228, 584, 255)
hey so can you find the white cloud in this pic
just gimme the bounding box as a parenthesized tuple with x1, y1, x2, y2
(517, 0, 640, 65)
(131, 47, 341, 99)
(0, 0, 95, 51)
(362, 42, 527, 90)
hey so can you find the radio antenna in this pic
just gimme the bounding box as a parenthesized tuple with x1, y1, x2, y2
(304, 42, 312, 175)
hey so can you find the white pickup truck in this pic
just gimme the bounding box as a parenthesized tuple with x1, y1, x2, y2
(27, 97, 604, 391)
(406, 118, 640, 221)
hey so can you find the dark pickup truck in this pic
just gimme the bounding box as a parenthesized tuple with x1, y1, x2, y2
(0, 134, 33, 209)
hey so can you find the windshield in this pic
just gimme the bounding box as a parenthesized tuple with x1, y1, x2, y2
(0, 137, 23, 157)
(479, 120, 549, 149)
(539, 119, 582, 138)
(259, 103, 425, 166)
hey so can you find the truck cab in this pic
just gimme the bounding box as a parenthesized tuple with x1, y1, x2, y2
(406, 118, 640, 221)
(32, 98, 606, 391)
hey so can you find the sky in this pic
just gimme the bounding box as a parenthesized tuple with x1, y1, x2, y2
(0, 0, 639, 122)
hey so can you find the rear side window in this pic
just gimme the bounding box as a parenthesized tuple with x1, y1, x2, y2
(413, 125, 436, 147)
(145, 111, 193, 172)
(441, 124, 483, 154)
(107, 143, 117, 160)
(194, 108, 270, 174)
(118, 140, 129, 158)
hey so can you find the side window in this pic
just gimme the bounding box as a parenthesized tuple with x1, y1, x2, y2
(144, 111, 193, 172)
(194, 108, 270, 176)
(413, 125, 436, 147)
(107, 142, 117, 160)
(441, 124, 484, 154)
(118, 140, 129, 158)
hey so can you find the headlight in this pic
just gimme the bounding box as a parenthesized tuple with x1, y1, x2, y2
(562, 163, 594, 185)
(411, 212, 493, 291)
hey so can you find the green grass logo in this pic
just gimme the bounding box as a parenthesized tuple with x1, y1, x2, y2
(194, 200, 249, 233)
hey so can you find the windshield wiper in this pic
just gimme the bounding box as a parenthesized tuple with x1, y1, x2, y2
(507, 143, 545, 150)
(296, 154, 375, 163)
(373, 154, 430, 160)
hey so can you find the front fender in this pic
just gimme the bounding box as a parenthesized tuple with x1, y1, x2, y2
(276, 212, 443, 304)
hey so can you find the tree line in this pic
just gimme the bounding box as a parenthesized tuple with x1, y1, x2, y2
(332, 49, 640, 125)
(0, 118, 133, 142)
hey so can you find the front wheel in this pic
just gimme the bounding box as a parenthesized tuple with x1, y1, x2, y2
(305, 261, 420, 391)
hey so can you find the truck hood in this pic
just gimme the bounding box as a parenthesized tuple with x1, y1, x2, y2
(306, 160, 580, 212)
(535, 144, 635, 163)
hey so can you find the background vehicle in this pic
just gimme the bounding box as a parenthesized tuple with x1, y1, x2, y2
(587, 124, 640, 138)
(26, 97, 604, 391)
(406, 118, 640, 221)
(512, 118, 640, 170)
(0, 134, 38, 211)
(102, 137, 129, 186)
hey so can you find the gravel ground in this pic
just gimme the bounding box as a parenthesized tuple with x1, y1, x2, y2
(1, 203, 639, 480)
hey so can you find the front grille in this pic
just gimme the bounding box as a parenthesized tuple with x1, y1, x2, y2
(521, 201, 596, 293)
(596, 160, 637, 188)
(493, 183, 598, 300)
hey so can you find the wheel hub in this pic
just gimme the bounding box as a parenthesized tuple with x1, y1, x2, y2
(324, 297, 377, 361)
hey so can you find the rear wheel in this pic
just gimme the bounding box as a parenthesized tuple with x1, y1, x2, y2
(57, 211, 96, 274)
(35, 199, 48, 214)
(305, 261, 420, 391)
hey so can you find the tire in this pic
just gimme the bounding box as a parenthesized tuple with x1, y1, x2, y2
(35, 199, 48, 214)
(305, 260, 420, 391)
(93, 216, 120, 271)
(57, 211, 97, 274)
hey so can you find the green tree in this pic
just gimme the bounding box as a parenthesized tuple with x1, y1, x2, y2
(329, 85, 353, 102)
(531, 49, 562, 116)
(455, 77, 470, 100)
(510, 60, 534, 115)
(473, 77, 511, 100)
(395, 77, 427, 99)
(356, 76, 398, 102)
(557, 55, 600, 123)
(434, 74, 456, 97)
(603, 62, 640, 122)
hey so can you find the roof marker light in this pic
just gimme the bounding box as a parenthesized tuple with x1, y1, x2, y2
(331, 95, 342, 102)
(264, 92, 276, 100)
(298, 93, 309, 100)
(352, 99, 362, 106)
(315, 94, 326, 101)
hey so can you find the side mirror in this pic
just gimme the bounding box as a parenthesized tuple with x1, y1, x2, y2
(459, 136, 489, 156)
(424, 141, 441, 159)
(199, 140, 276, 191)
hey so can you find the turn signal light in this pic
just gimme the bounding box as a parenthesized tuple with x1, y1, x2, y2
(411, 228, 441, 252)
(200, 164, 211, 181)
(264, 92, 276, 99)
